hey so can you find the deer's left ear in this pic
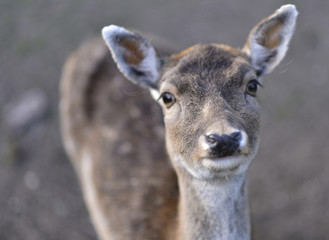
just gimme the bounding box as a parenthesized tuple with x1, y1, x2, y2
(243, 4, 298, 76)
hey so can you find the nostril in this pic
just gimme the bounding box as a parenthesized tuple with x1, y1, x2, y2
(231, 131, 242, 141)
(205, 134, 221, 145)
(206, 132, 241, 145)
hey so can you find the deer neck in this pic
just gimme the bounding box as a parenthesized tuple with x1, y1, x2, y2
(175, 169, 250, 240)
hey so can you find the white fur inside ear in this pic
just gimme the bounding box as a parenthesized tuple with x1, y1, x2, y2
(102, 25, 129, 42)
(247, 4, 298, 75)
(138, 43, 160, 85)
(102, 25, 160, 89)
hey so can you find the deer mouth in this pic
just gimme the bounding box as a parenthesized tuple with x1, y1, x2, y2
(202, 154, 243, 164)
(208, 149, 242, 160)
(200, 151, 250, 173)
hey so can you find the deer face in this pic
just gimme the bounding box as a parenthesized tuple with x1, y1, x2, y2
(102, 5, 298, 179)
(158, 44, 260, 178)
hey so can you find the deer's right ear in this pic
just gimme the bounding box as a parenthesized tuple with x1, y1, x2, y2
(243, 5, 298, 76)
(102, 25, 161, 90)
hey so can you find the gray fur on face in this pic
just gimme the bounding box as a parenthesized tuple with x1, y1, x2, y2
(159, 44, 260, 179)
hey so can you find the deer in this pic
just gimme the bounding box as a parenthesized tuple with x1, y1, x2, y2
(60, 5, 298, 240)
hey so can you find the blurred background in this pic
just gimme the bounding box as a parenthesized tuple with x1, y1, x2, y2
(0, 0, 328, 239)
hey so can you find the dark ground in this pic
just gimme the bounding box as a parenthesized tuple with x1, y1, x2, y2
(0, 0, 328, 239)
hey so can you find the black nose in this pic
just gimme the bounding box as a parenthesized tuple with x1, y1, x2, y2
(205, 131, 242, 158)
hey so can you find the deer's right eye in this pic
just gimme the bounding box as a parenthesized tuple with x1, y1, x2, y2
(160, 92, 176, 108)
(246, 79, 262, 97)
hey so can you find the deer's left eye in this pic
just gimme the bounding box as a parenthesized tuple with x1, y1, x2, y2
(160, 92, 176, 108)
(246, 79, 262, 97)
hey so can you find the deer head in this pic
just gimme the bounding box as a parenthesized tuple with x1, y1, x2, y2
(101, 5, 298, 180)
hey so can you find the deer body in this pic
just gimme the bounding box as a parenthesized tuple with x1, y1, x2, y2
(60, 5, 297, 240)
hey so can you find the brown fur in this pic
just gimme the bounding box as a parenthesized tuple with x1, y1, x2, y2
(61, 39, 260, 240)
(61, 5, 297, 240)
(119, 38, 145, 65)
(171, 46, 197, 60)
(260, 21, 283, 48)
(160, 44, 260, 170)
(60, 38, 178, 240)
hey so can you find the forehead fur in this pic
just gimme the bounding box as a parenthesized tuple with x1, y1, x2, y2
(160, 44, 254, 97)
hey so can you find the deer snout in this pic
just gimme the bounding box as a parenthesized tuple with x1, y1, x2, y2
(199, 123, 249, 159)
(205, 132, 242, 158)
